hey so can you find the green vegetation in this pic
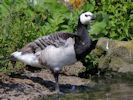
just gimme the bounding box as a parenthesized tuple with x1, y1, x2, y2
(0, 0, 132, 74)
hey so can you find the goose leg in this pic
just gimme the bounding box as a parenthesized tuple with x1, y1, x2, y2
(10, 55, 17, 68)
(53, 72, 60, 93)
(11, 61, 16, 68)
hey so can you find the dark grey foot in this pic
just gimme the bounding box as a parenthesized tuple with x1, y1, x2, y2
(54, 90, 65, 96)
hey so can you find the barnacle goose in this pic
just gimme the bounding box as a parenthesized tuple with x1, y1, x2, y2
(11, 11, 95, 93)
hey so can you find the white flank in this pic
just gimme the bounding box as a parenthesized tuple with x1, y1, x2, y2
(40, 38, 77, 70)
(11, 51, 41, 67)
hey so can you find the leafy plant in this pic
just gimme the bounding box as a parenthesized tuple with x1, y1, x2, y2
(93, 0, 133, 40)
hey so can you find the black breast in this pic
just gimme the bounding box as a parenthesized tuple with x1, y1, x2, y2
(74, 36, 93, 60)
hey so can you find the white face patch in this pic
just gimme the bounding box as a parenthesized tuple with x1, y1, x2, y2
(80, 12, 94, 25)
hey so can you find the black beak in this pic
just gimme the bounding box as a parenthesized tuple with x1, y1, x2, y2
(91, 15, 96, 20)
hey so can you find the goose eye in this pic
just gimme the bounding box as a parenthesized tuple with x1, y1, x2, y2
(85, 14, 90, 17)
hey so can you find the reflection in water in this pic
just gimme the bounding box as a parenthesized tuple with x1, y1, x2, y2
(38, 77, 133, 100)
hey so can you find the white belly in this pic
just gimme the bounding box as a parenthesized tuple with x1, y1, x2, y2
(40, 45, 77, 69)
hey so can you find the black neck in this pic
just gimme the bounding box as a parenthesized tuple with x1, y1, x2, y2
(74, 19, 92, 60)
(76, 19, 90, 43)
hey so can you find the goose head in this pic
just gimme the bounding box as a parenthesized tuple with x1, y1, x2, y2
(80, 11, 95, 25)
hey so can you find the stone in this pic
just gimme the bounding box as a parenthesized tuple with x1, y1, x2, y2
(95, 37, 133, 73)
(61, 61, 86, 76)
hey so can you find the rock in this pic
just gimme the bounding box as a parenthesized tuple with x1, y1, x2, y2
(61, 61, 86, 76)
(95, 37, 133, 73)
(25, 61, 85, 77)
(0, 70, 92, 100)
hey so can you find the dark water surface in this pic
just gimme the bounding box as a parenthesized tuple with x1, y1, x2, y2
(38, 76, 133, 100)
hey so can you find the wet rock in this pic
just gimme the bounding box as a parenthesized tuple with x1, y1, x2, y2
(95, 37, 133, 73)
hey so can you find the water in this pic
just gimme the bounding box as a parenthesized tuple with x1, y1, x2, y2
(38, 76, 133, 100)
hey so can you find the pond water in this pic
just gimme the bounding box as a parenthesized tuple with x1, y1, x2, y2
(38, 76, 133, 100)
